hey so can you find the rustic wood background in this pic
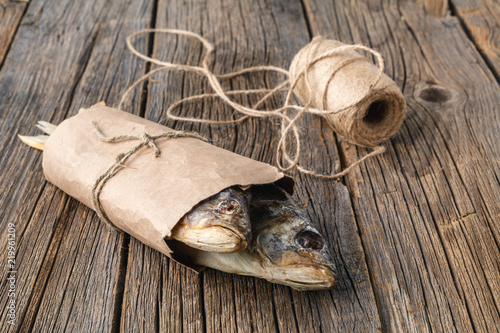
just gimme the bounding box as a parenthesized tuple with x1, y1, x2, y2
(1, 0, 499, 331)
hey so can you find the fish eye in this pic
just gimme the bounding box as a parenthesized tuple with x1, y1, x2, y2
(218, 199, 240, 214)
(295, 229, 324, 250)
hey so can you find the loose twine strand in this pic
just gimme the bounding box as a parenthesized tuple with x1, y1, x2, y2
(119, 28, 387, 179)
(90, 120, 208, 230)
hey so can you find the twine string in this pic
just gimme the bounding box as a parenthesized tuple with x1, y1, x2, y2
(121, 29, 387, 179)
(90, 120, 208, 230)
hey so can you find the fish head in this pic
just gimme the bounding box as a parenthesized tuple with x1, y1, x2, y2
(177, 186, 252, 252)
(251, 208, 336, 291)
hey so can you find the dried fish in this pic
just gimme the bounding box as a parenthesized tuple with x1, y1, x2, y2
(20, 117, 336, 290)
(177, 183, 336, 291)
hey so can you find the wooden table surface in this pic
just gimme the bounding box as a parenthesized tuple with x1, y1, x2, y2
(1, 0, 499, 332)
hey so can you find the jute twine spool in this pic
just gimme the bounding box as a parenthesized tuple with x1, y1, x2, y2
(289, 37, 406, 148)
(121, 29, 406, 179)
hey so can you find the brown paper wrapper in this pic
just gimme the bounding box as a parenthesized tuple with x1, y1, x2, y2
(43, 104, 292, 270)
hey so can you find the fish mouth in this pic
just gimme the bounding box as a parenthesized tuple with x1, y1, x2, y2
(172, 225, 249, 253)
(284, 277, 335, 291)
(212, 225, 249, 253)
(275, 264, 336, 291)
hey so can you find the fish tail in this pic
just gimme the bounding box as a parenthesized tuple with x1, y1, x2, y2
(18, 120, 57, 151)
(35, 121, 57, 135)
(18, 101, 105, 151)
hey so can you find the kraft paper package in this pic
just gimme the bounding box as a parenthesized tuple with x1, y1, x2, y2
(43, 103, 292, 270)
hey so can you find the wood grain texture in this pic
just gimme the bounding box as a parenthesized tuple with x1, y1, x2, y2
(302, 0, 500, 331)
(0, 0, 27, 66)
(1, 0, 499, 332)
(0, 0, 152, 331)
(120, 0, 380, 332)
(419, 0, 449, 18)
(451, 0, 500, 76)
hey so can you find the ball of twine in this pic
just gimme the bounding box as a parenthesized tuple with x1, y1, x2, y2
(120, 29, 406, 179)
(289, 37, 406, 148)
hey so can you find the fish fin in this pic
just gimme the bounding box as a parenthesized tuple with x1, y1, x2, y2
(35, 121, 57, 135)
(18, 134, 49, 151)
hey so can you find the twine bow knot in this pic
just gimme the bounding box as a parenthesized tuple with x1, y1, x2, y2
(90, 120, 208, 231)
(139, 132, 161, 156)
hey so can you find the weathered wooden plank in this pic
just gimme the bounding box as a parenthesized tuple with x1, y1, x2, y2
(450, 0, 500, 76)
(0, 0, 28, 66)
(302, 0, 500, 331)
(0, 0, 152, 331)
(23, 202, 123, 332)
(120, 0, 381, 332)
(4, 0, 497, 331)
(119, 2, 207, 331)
